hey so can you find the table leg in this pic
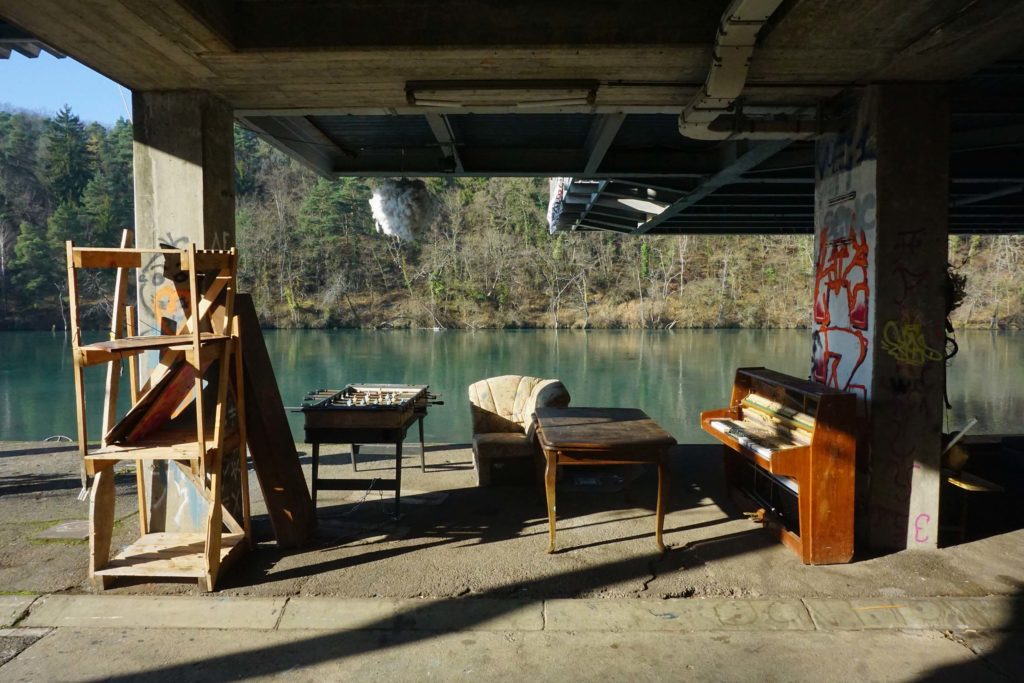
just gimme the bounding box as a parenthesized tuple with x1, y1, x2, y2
(394, 439, 403, 518)
(311, 442, 319, 507)
(545, 450, 557, 553)
(351, 444, 360, 471)
(418, 417, 426, 473)
(656, 454, 669, 552)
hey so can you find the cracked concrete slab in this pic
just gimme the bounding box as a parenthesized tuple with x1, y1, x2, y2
(804, 597, 1023, 631)
(21, 595, 287, 631)
(0, 629, 48, 668)
(0, 626, 1012, 682)
(545, 598, 815, 631)
(0, 597, 35, 628)
(279, 598, 543, 632)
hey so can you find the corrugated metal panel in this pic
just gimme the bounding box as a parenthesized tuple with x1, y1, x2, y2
(612, 114, 706, 151)
(448, 114, 592, 148)
(309, 115, 437, 149)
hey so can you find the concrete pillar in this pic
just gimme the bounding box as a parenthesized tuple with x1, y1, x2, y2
(131, 91, 237, 533)
(133, 90, 235, 335)
(812, 85, 950, 550)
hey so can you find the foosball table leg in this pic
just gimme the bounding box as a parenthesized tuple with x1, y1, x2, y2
(311, 442, 319, 507)
(394, 440, 403, 518)
(351, 444, 360, 472)
(419, 417, 426, 473)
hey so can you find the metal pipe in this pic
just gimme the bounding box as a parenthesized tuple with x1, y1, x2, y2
(679, 0, 823, 141)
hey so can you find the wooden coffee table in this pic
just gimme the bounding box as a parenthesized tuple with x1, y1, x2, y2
(534, 407, 676, 553)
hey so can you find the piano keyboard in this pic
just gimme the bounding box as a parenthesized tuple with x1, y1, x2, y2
(708, 419, 805, 459)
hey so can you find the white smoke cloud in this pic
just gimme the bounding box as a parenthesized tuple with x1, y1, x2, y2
(369, 178, 436, 242)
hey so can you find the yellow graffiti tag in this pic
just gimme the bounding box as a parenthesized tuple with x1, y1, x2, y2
(880, 321, 942, 366)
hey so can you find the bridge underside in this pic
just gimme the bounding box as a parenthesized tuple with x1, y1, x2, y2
(2, 1, 1023, 234)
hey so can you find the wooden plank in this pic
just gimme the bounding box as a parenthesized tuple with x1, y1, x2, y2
(94, 532, 244, 578)
(125, 305, 148, 535)
(89, 468, 116, 577)
(192, 250, 235, 272)
(101, 230, 133, 446)
(233, 329, 253, 542)
(66, 242, 88, 480)
(237, 294, 315, 548)
(103, 355, 214, 444)
(81, 332, 229, 355)
(73, 249, 143, 269)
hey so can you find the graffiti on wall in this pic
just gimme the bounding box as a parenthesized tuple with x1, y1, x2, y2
(811, 176, 876, 404)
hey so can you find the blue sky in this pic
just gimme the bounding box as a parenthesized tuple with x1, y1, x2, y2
(0, 52, 130, 125)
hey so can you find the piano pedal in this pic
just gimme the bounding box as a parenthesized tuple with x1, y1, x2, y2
(744, 508, 767, 524)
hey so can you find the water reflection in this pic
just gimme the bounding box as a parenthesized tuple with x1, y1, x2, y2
(1, 329, 1020, 444)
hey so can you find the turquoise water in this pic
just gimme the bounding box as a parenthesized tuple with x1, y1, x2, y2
(1, 329, 1020, 444)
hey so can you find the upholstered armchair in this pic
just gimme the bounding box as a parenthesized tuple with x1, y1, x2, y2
(468, 375, 571, 486)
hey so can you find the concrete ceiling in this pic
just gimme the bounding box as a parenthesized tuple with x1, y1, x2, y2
(1, 1, 1023, 233)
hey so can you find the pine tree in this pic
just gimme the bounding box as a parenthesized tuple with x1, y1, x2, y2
(12, 220, 52, 300)
(43, 105, 92, 205)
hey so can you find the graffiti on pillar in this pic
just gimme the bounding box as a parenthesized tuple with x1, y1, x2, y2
(810, 186, 876, 403)
(880, 320, 942, 366)
(138, 233, 191, 335)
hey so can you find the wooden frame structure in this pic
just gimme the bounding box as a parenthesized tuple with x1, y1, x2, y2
(66, 236, 250, 592)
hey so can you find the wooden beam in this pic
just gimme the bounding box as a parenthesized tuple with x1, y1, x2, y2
(236, 294, 316, 549)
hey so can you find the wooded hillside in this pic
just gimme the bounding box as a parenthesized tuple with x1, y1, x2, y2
(1, 107, 1021, 330)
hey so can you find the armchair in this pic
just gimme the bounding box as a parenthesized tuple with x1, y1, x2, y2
(468, 375, 570, 486)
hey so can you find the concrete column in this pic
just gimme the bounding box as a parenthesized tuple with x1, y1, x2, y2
(133, 90, 235, 335)
(131, 91, 237, 533)
(812, 85, 950, 550)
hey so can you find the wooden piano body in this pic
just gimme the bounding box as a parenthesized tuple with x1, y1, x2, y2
(700, 367, 856, 565)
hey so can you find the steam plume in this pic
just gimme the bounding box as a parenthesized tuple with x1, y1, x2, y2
(369, 178, 436, 242)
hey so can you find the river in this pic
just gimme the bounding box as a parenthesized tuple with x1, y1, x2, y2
(1, 329, 1020, 444)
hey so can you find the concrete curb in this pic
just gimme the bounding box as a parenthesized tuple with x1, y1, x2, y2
(14, 594, 1024, 634)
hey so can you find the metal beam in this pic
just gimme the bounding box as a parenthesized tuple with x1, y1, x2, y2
(950, 185, 1023, 207)
(238, 115, 338, 177)
(424, 113, 464, 173)
(582, 114, 625, 176)
(633, 140, 792, 234)
(572, 180, 608, 231)
(953, 123, 1024, 151)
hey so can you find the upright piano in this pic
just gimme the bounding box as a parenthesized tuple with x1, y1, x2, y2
(700, 367, 856, 564)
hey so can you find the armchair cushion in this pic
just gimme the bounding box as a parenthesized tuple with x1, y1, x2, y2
(468, 374, 571, 486)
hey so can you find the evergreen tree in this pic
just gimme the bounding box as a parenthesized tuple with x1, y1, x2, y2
(11, 220, 52, 300)
(43, 105, 92, 205)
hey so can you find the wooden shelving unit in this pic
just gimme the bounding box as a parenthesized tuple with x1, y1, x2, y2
(66, 235, 250, 592)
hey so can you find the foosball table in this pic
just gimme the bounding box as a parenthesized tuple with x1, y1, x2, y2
(298, 384, 440, 516)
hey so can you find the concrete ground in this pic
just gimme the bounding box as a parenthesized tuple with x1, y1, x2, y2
(1, 440, 1022, 680)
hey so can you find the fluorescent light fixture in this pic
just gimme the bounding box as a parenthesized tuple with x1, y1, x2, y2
(515, 98, 593, 109)
(413, 99, 465, 108)
(406, 80, 599, 109)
